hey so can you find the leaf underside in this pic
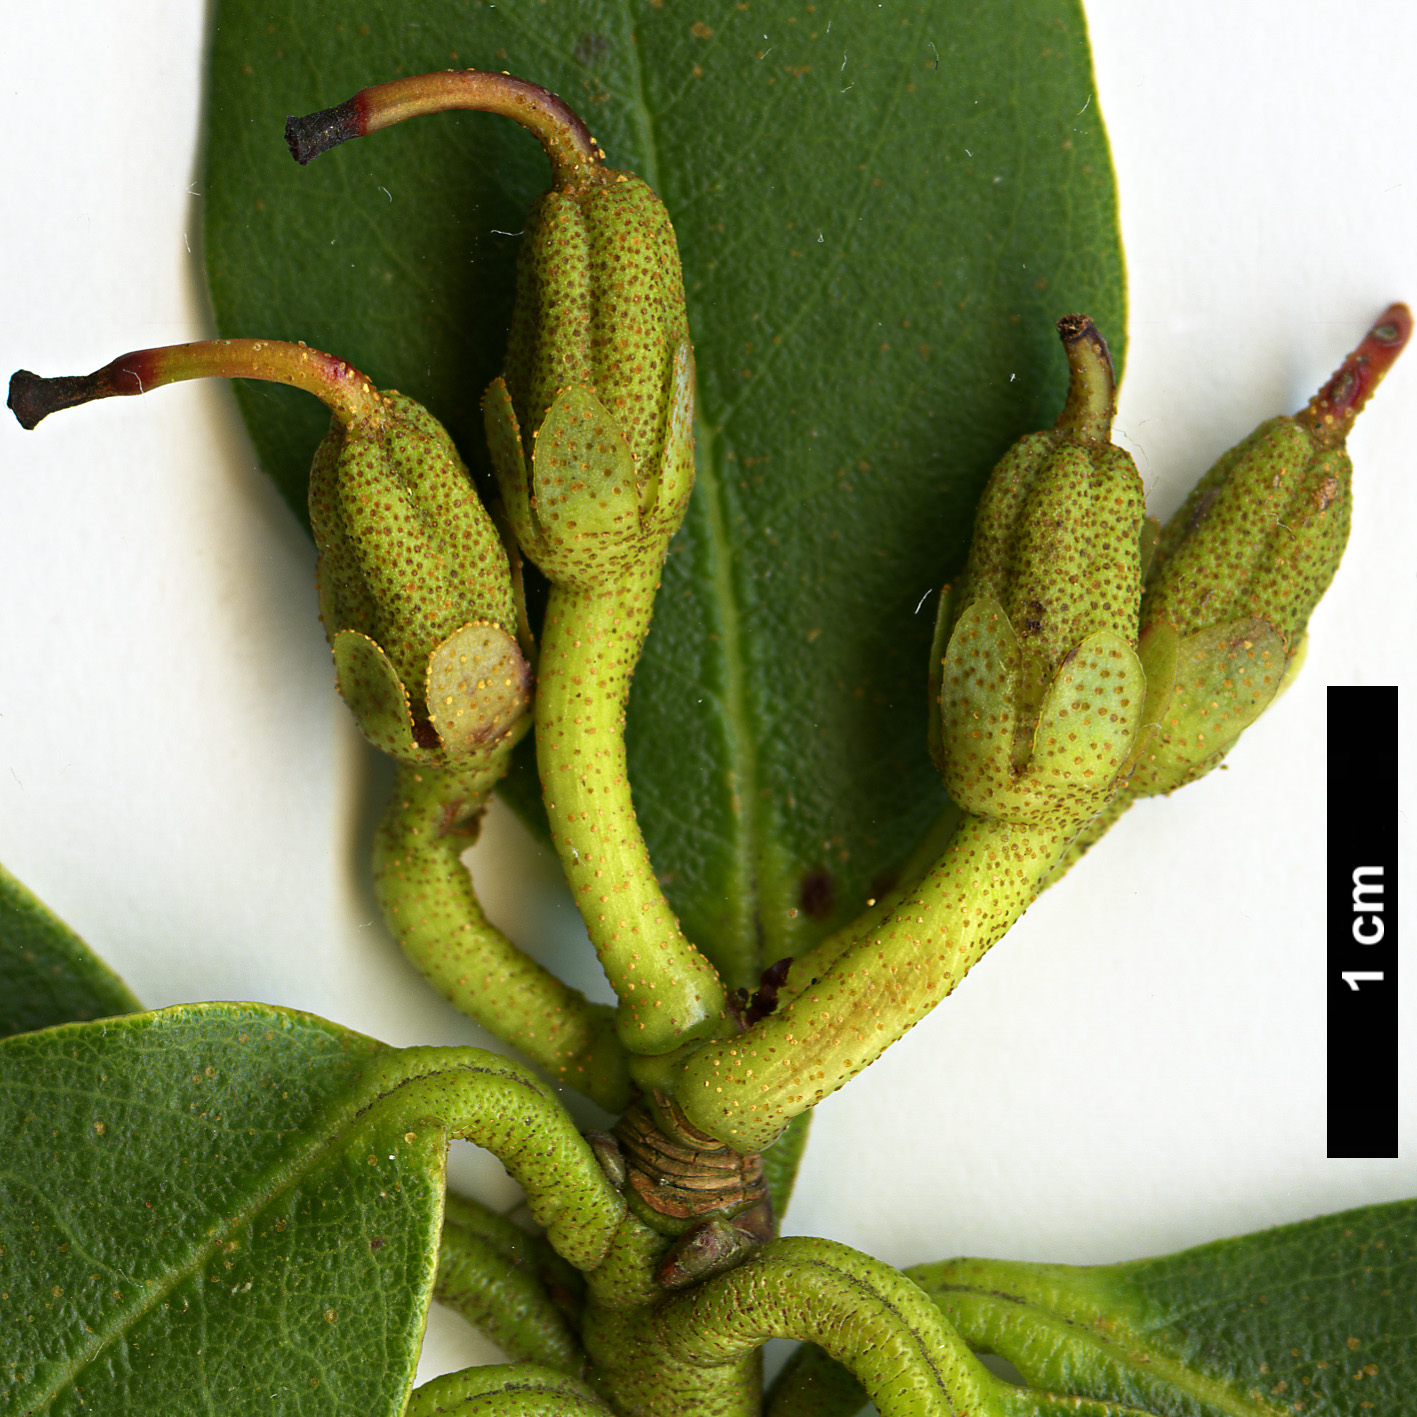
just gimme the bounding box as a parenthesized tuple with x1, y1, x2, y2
(0, 1004, 445, 1416)
(916, 1199, 1417, 1416)
(204, 0, 1125, 990)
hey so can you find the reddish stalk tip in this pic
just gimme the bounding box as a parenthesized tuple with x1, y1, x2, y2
(9, 356, 156, 430)
(10, 340, 380, 431)
(285, 98, 366, 165)
(285, 70, 601, 188)
(1298, 301, 1412, 445)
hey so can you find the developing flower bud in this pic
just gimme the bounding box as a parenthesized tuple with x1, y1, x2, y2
(309, 392, 531, 767)
(484, 165, 695, 589)
(931, 316, 1149, 825)
(1128, 303, 1411, 795)
(9, 339, 530, 768)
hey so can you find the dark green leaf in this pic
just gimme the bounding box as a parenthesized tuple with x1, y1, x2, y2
(204, 0, 1124, 989)
(1, 1003, 443, 1415)
(913, 1199, 1417, 1415)
(0, 861, 141, 1039)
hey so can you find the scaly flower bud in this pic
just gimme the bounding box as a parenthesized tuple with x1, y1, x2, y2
(484, 165, 695, 589)
(309, 393, 531, 767)
(1129, 303, 1411, 795)
(9, 339, 530, 768)
(930, 317, 1149, 825)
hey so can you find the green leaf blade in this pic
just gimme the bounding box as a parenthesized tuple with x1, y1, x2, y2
(0, 1003, 445, 1415)
(204, 0, 1124, 988)
(913, 1199, 1417, 1416)
(0, 861, 141, 1039)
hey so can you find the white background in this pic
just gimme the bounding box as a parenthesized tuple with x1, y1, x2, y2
(3, 1, 1415, 1387)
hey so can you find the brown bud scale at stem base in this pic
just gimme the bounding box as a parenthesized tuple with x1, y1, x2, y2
(613, 1092, 768, 1229)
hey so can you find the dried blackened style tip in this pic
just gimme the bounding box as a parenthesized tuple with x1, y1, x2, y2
(285, 98, 365, 165)
(9, 354, 160, 429)
(1054, 313, 1116, 446)
(9, 340, 381, 431)
(10, 369, 102, 429)
(1297, 301, 1412, 447)
(286, 69, 601, 188)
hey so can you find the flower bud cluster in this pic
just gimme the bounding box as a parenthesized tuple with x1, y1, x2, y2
(933, 305, 1410, 819)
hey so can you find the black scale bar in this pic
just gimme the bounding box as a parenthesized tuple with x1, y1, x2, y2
(1327, 686, 1398, 1158)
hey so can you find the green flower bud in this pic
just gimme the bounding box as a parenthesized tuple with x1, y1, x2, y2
(931, 317, 1149, 825)
(484, 167, 696, 589)
(309, 390, 532, 767)
(9, 338, 533, 769)
(1129, 303, 1411, 795)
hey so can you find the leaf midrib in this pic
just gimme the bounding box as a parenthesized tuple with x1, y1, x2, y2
(619, 4, 763, 983)
(935, 1282, 1292, 1417)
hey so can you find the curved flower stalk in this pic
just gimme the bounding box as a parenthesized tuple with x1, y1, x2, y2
(7, 338, 624, 1106)
(373, 760, 629, 1112)
(351, 1045, 628, 1272)
(434, 1190, 586, 1374)
(586, 1235, 1131, 1417)
(288, 69, 728, 1059)
(765, 1344, 1158, 1417)
(405, 1363, 613, 1416)
(675, 320, 1149, 1153)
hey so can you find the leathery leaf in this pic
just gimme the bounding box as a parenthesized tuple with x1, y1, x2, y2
(0, 1002, 623, 1415)
(0, 860, 141, 1040)
(912, 1199, 1417, 1417)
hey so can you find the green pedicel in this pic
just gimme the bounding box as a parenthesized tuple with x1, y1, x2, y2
(679, 814, 1070, 1153)
(7, 338, 620, 1101)
(404, 1363, 612, 1416)
(374, 761, 629, 1113)
(434, 1209, 584, 1374)
(588, 1237, 1037, 1417)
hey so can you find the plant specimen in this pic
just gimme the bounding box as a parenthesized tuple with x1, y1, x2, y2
(2, 4, 1413, 1414)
